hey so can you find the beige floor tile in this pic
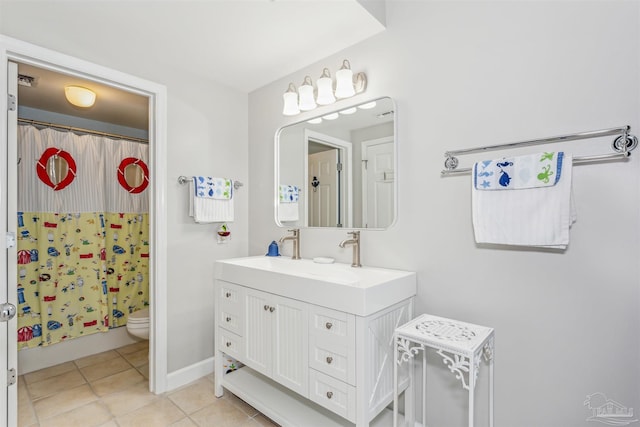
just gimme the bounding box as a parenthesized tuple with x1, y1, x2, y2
(225, 392, 259, 417)
(97, 421, 119, 427)
(101, 380, 158, 416)
(39, 401, 112, 427)
(27, 369, 86, 400)
(91, 368, 145, 397)
(122, 347, 149, 367)
(115, 340, 149, 355)
(116, 398, 185, 427)
(74, 350, 120, 369)
(23, 361, 77, 385)
(170, 417, 199, 427)
(189, 399, 250, 427)
(17, 394, 37, 427)
(168, 377, 218, 415)
(137, 362, 150, 379)
(253, 414, 280, 426)
(33, 383, 98, 420)
(79, 355, 131, 382)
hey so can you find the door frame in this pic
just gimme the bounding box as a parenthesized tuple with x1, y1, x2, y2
(0, 35, 168, 410)
(361, 136, 394, 229)
(303, 129, 352, 228)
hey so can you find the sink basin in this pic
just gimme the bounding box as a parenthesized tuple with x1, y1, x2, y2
(215, 256, 416, 316)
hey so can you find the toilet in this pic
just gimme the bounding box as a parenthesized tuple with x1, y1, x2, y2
(126, 308, 149, 340)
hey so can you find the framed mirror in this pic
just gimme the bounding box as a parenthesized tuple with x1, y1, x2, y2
(275, 96, 396, 229)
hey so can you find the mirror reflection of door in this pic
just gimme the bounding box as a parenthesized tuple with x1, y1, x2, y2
(308, 145, 339, 227)
(46, 155, 69, 185)
(362, 137, 394, 228)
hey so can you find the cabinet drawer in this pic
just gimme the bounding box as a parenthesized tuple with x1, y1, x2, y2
(218, 328, 244, 360)
(309, 336, 353, 385)
(309, 306, 355, 346)
(219, 309, 243, 336)
(308, 369, 356, 422)
(219, 281, 244, 313)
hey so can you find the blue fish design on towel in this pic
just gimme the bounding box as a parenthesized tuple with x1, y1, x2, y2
(279, 185, 299, 203)
(474, 152, 564, 190)
(194, 177, 233, 200)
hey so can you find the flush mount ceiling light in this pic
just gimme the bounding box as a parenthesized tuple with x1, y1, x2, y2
(281, 59, 367, 116)
(64, 85, 96, 108)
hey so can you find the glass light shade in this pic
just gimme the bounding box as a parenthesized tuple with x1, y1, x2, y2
(322, 112, 339, 120)
(298, 76, 317, 111)
(282, 91, 300, 116)
(316, 68, 336, 105)
(64, 85, 96, 107)
(335, 68, 355, 99)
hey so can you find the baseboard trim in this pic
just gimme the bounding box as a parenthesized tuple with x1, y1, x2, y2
(166, 357, 214, 392)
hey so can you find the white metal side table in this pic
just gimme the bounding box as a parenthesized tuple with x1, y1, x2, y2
(393, 314, 494, 427)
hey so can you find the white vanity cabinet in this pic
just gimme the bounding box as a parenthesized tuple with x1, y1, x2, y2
(244, 288, 309, 396)
(214, 257, 417, 427)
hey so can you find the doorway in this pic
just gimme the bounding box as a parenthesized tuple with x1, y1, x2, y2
(1, 35, 168, 426)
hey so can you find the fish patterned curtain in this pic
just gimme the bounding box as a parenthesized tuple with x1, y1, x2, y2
(16, 125, 149, 349)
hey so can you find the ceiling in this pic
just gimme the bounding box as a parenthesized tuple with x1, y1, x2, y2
(2, 1, 386, 131)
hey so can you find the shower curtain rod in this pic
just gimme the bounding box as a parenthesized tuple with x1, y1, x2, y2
(18, 118, 149, 144)
(442, 125, 637, 175)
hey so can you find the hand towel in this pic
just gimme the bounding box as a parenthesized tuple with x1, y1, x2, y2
(279, 185, 299, 203)
(194, 176, 233, 200)
(278, 203, 299, 222)
(189, 178, 234, 223)
(474, 152, 564, 190)
(472, 153, 575, 249)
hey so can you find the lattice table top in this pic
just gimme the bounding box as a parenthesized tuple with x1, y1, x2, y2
(395, 314, 494, 356)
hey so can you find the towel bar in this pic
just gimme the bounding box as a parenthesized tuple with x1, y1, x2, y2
(178, 175, 243, 190)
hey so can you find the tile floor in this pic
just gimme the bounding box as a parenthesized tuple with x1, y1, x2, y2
(18, 341, 279, 427)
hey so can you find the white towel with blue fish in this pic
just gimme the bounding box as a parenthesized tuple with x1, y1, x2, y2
(472, 152, 576, 249)
(189, 177, 234, 223)
(278, 185, 299, 222)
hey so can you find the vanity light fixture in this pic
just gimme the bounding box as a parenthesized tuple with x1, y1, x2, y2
(64, 85, 96, 108)
(316, 68, 336, 106)
(282, 83, 300, 116)
(298, 76, 317, 111)
(280, 59, 367, 116)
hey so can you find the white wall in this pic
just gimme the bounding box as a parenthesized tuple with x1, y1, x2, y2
(248, 2, 640, 426)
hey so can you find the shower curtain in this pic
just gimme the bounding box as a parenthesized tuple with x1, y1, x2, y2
(16, 125, 150, 349)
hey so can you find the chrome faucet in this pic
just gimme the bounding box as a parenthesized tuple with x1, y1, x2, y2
(279, 229, 301, 260)
(339, 231, 361, 268)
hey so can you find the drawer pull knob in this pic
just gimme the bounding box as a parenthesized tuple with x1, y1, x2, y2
(326, 391, 333, 399)
(325, 322, 333, 330)
(226, 341, 231, 347)
(225, 292, 231, 298)
(226, 317, 231, 322)
(264, 305, 269, 311)
(326, 356, 333, 364)
(269, 306, 275, 313)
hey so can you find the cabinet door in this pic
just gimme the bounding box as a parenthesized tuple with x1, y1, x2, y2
(271, 294, 309, 397)
(244, 289, 272, 377)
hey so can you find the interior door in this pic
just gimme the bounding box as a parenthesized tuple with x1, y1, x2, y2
(362, 138, 394, 229)
(2, 60, 19, 427)
(308, 149, 338, 227)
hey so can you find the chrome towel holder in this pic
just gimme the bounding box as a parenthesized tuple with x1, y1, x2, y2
(178, 175, 244, 190)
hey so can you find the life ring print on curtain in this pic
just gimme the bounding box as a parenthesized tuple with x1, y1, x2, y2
(117, 157, 149, 194)
(36, 147, 77, 191)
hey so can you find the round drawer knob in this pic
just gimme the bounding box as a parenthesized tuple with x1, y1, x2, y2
(326, 356, 333, 364)
(269, 306, 275, 313)
(226, 341, 231, 347)
(264, 305, 269, 311)
(226, 317, 231, 322)
(225, 292, 231, 298)
(326, 391, 333, 399)
(325, 322, 333, 330)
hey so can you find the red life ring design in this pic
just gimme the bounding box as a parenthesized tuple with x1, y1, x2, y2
(117, 158, 149, 194)
(36, 148, 77, 191)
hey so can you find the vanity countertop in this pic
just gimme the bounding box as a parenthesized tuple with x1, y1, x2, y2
(215, 256, 416, 316)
